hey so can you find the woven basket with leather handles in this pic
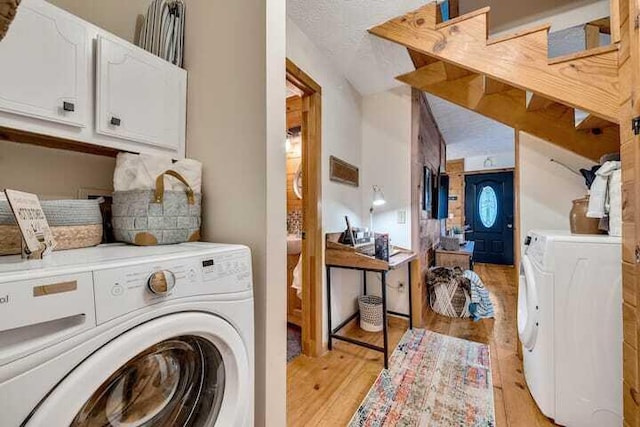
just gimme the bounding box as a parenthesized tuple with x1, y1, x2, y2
(112, 170, 202, 246)
(0, 0, 21, 42)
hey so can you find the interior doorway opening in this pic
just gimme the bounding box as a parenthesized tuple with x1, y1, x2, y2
(285, 59, 323, 359)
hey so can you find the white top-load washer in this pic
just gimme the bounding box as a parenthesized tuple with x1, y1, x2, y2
(0, 242, 254, 427)
(518, 230, 622, 426)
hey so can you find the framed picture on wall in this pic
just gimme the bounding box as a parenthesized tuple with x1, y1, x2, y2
(423, 166, 433, 215)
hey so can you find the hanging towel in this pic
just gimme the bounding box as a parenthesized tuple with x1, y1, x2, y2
(462, 270, 495, 321)
(587, 161, 621, 219)
(608, 169, 622, 237)
(292, 255, 302, 299)
(138, 0, 185, 67)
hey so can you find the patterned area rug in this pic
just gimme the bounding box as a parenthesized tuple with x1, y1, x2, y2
(287, 324, 302, 362)
(349, 329, 495, 427)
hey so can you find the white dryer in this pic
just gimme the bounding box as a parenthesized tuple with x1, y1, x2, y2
(518, 230, 622, 426)
(0, 242, 254, 426)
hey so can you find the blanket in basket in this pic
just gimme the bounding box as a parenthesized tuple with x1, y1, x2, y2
(428, 267, 494, 321)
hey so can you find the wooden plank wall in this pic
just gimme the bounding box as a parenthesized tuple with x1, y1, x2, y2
(446, 159, 465, 229)
(411, 89, 447, 312)
(619, 0, 639, 425)
(287, 96, 303, 217)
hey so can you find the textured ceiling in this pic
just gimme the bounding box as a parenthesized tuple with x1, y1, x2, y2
(287, 0, 426, 95)
(426, 94, 514, 159)
(286, 0, 605, 96)
(287, 0, 608, 157)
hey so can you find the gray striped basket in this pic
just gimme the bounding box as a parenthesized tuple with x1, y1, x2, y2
(0, 198, 103, 255)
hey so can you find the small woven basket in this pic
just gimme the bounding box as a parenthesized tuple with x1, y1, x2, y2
(0, 198, 103, 255)
(359, 295, 383, 332)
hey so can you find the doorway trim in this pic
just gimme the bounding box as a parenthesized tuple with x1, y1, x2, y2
(286, 58, 323, 357)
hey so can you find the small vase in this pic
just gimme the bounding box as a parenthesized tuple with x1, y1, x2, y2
(570, 196, 602, 234)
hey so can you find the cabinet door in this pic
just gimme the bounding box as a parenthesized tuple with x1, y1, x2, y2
(0, 0, 88, 127)
(96, 35, 186, 153)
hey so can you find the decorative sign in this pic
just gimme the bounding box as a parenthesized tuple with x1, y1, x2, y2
(330, 156, 359, 187)
(4, 189, 56, 257)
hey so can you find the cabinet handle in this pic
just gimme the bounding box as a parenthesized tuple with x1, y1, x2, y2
(62, 102, 75, 112)
(110, 117, 121, 127)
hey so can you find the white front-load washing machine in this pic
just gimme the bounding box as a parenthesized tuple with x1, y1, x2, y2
(518, 230, 622, 426)
(0, 242, 254, 426)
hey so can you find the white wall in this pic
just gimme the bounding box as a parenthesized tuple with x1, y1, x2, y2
(361, 86, 413, 315)
(185, 1, 286, 425)
(47, 0, 148, 43)
(287, 18, 364, 333)
(519, 132, 594, 253)
(0, 140, 115, 198)
(265, 0, 287, 425)
(464, 151, 515, 172)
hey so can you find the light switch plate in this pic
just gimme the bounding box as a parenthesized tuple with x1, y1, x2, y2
(397, 210, 407, 225)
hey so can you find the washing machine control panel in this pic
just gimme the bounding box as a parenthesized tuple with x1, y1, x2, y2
(525, 233, 547, 270)
(93, 249, 252, 324)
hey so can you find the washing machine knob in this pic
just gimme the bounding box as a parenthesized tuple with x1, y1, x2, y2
(147, 270, 176, 295)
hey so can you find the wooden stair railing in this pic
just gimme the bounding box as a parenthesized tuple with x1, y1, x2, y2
(369, 2, 620, 123)
(397, 60, 620, 161)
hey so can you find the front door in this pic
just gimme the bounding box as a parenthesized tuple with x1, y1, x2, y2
(465, 171, 514, 265)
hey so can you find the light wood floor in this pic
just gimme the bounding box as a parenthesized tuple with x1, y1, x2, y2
(286, 263, 557, 426)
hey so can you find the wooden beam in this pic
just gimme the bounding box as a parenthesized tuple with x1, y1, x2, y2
(399, 61, 449, 87)
(483, 76, 511, 95)
(610, 0, 620, 43)
(574, 109, 616, 131)
(397, 70, 619, 161)
(547, 44, 619, 65)
(526, 92, 557, 111)
(585, 23, 601, 49)
(399, 65, 484, 109)
(443, 62, 473, 80)
(369, 4, 620, 122)
(407, 48, 438, 69)
(589, 18, 611, 35)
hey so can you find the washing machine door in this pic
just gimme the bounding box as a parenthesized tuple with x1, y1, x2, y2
(26, 312, 249, 427)
(518, 256, 539, 351)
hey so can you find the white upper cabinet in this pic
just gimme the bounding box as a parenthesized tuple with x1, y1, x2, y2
(0, 0, 186, 158)
(96, 35, 186, 153)
(0, 0, 88, 127)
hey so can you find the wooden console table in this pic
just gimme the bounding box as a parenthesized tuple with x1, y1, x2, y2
(435, 241, 475, 270)
(325, 233, 419, 368)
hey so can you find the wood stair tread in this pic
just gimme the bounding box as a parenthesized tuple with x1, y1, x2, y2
(436, 6, 490, 29)
(486, 23, 551, 46)
(369, 2, 620, 122)
(548, 44, 619, 65)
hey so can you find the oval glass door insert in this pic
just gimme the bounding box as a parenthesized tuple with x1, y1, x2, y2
(478, 186, 498, 228)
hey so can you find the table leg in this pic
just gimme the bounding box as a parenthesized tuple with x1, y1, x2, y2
(363, 270, 367, 295)
(408, 262, 413, 330)
(326, 266, 332, 351)
(381, 271, 389, 369)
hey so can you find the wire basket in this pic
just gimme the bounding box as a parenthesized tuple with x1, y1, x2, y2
(359, 295, 383, 332)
